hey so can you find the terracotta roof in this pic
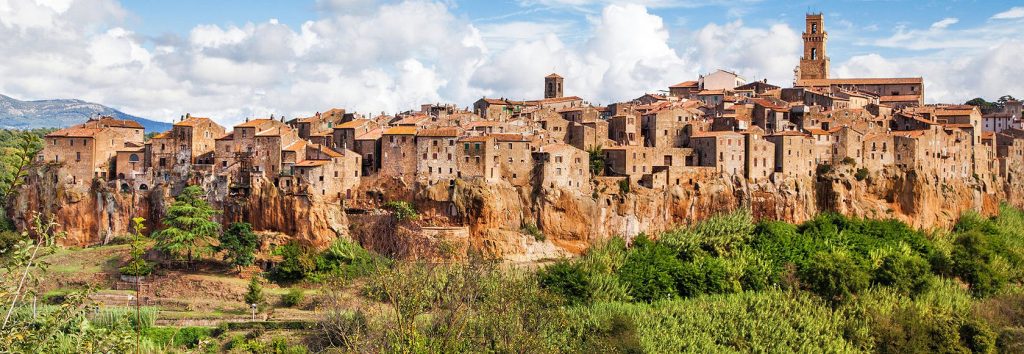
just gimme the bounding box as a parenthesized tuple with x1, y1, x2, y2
(335, 119, 370, 129)
(465, 121, 500, 128)
(892, 130, 926, 138)
(530, 96, 583, 105)
(796, 77, 923, 86)
(697, 89, 726, 95)
(87, 117, 144, 129)
(283, 140, 307, 152)
(356, 128, 382, 140)
(879, 95, 921, 102)
(982, 131, 995, 140)
(806, 128, 830, 135)
(393, 115, 429, 126)
(417, 127, 461, 137)
(150, 132, 171, 139)
(383, 126, 417, 135)
(669, 80, 699, 88)
(459, 135, 492, 143)
(490, 133, 528, 142)
(46, 127, 103, 138)
(175, 117, 214, 127)
(691, 130, 744, 138)
(545, 73, 563, 79)
(943, 123, 974, 129)
(216, 132, 234, 140)
(479, 98, 511, 105)
(236, 118, 276, 128)
(934, 109, 976, 116)
(294, 160, 328, 167)
(308, 144, 342, 158)
(766, 130, 808, 137)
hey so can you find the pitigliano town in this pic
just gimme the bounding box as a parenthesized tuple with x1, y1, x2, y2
(1, 3, 1024, 352)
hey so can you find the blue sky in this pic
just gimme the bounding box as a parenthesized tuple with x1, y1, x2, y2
(119, 0, 1008, 62)
(1, 0, 1022, 124)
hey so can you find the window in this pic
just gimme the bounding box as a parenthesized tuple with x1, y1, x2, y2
(129, 154, 139, 162)
(811, 48, 817, 60)
(75, 152, 81, 161)
(811, 23, 818, 34)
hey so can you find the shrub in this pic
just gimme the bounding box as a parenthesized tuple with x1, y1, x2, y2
(118, 258, 153, 276)
(617, 235, 682, 302)
(952, 231, 1006, 297)
(798, 251, 870, 303)
(282, 288, 305, 308)
(855, 167, 869, 181)
(873, 253, 932, 296)
(269, 242, 317, 282)
(618, 179, 631, 196)
(816, 163, 832, 175)
(218, 222, 259, 269)
(245, 276, 265, 306)
(538, 260, 591, 304)
(383, 201, 419, 221)
(314, 238, 378, 280)
(841, 157, 856, 165)
(522, 222, 545, 242)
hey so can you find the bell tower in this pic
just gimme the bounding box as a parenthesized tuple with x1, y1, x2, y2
(799, 13, 829, 80)
(544, 73, 563, 99)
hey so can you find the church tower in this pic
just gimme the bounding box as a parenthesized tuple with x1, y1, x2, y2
(798, 13, 830, 81)
(544, 73, 563, 99)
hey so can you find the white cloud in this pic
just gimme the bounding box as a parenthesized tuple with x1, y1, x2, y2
(930, 17, 958, 30)
(992, 6, 1024, 20)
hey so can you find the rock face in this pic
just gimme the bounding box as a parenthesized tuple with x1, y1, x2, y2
(11, 162, 1017, 261)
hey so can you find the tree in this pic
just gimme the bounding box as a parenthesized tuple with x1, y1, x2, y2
(119, 217, 153, 276)
(153, 185, 220, 267)
(245, 276, 265, 306)
(0, 131, 43, 229)
(588, 146, 606, 176)
(217, 222, 259, 271)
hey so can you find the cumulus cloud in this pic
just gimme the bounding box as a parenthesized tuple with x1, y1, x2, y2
(4, 0, 1015, 127)
(930, 17, 958, 30)
(992, 6, 1024, 20)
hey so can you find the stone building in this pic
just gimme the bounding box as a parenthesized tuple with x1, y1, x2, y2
(535, 143, 591, 194)
(379, 126, 418, 180)
(743, 127, 776, 181)
(766, 131, 816, 178)
(797, 13, 829, 81)
(544, 73, 564, 99)
(493, 133, 534, 187)
(689, 131, 745, 176)
(40, 116, 144, 191)
(292, 144, 361, 204)
(456, 135, 498, 182)
(415, 127, 462, 185)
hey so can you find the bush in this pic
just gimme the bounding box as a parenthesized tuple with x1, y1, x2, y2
(798, 251, 869, 303)
(522, 222, 545, 242)
(314, 238, 378, 280)
(617, 235, 682, 302)
(618, 179, 631, 196)
(118, 258, 153, 276)
(873, 253, 932, 296)
(383, 201, 419, 221)
(538, 260, 591, 305)
(282, 288, 304, 308)
(841, 157, 856, 165)
(269, 242, 317, 283)
(816, 163, 832, 175)
(952, 231, 1006, 297)
(855, 167, 869, 181)
(245, 276, 265, 306)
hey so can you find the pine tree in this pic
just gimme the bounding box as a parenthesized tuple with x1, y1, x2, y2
(218, 222, 259, 272)
(245, 276, 264, 306)
(153, 185, 220, 267)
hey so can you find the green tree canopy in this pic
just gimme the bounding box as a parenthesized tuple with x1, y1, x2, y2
(217, 222, 259, 270)
(153, 185, 220, 266)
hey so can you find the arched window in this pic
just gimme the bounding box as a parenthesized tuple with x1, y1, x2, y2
(129, 154, 139, 162)
(811, 48, 817, 60)
(812, 23, 817, 34)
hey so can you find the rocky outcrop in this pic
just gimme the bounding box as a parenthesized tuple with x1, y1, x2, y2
(12, 161, 1019, 260)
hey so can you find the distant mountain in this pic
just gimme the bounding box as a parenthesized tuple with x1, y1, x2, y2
(0, 94, 171, 132)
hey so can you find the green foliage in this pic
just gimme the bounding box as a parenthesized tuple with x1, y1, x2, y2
(119, 217, 152, 276)
(269, 242, 317, 283)
(952, 230, 1006, 297)
(153, 185, 221, 265)
(841, 156, 856, 165)
(873, 253, 932, 296)
(798, 250, 870, 303)
(218, 222, 259, 269)
(0, 129, 46, 227)
(617, 234, 682, 302)
(245, 276, 265, 306)
(617, 179, 631, 196)
(855, 167, 869, 181)
(521, 222, 545, 242)
(383, 201, 419, 221)
(281, 288, 304, 307)
(90, 306, 157, 331)
(143, 326, 213, 349)
(229, 336, 309, 353)
(538, 260, 591, 305)
(816, 163, 832, 175)
(587, 146, 606, 176)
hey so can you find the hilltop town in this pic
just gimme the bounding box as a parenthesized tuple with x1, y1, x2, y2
(15, 13, 1024, 260)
